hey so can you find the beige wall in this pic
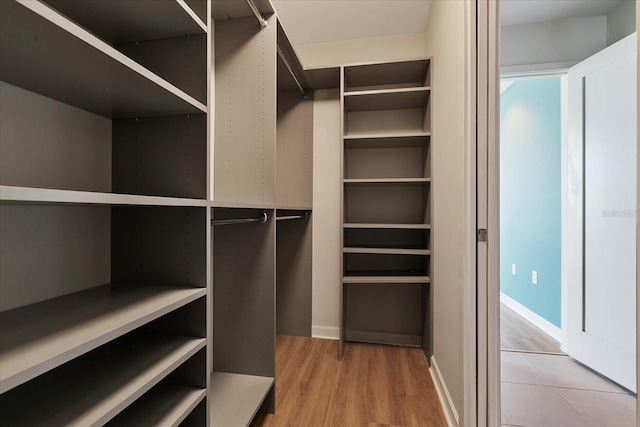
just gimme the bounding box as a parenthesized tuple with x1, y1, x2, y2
(501, 16, 607, 72)
(423, 0, 467, 420)
(296, 32, 425, 69)
(607, 0, 636, 46)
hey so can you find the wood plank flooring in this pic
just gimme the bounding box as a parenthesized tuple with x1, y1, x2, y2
(251, 336, 447, 427)
(500, 303, 562, 354)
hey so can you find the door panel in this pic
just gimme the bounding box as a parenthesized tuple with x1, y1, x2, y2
(584, 54, 637, 355)
(568, 33, 637, 392)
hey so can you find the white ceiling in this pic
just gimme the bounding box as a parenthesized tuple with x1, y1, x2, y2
(272, 0, 625, 48)
(501, 0, 622, 26)
(272, 0, 432, 45)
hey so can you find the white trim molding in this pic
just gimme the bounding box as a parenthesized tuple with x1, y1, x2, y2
(311, 325, 339, 340)
(500, 292, 562, 342)
(430, 356, 459, 427)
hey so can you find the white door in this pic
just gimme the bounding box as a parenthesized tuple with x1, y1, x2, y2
(567, 33, 637, 392)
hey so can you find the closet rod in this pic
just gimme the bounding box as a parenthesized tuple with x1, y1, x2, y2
(277, 46, 307, 97)
(246, 0, 267, 29)
(211, 211, 268, 226)
(276, 211, 309, 221)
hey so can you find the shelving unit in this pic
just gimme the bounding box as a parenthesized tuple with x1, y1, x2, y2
(0, 334, 206, 426)
(340, 59, 433, 358)
(0, 0, 208, 424)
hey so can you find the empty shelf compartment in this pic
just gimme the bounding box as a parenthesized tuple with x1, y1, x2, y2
(345, 137, 431, 180)
(0, 0, 205, 119)
(344, 87, 430, 112)
(1, 83, 207, 199)
(210, 372, 274, 427)
(344, 59, 430, 92)
(344, 253, 429, 278)
(0, 284, 205, 392)
(43, 0, 206, 44)
(0, 334, 206, 426)
(343, 276, 430, 284)
(344, 227, 429, 251)
(345, 184, 430, 224)
(345, 282, 424, 347)
(106, 384, 206, 427)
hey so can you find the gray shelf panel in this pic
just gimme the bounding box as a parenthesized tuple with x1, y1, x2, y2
(344, 59, 430, 90)
(343, 247, 431, 256)
(344, 223, 431, 230)
(343, 276, 431, 284)
(344, 87, 430, 112)
(0, 284, 206, 392)
(210, 200, 276, 210)
(107, 384, 206, 427)
(344, 178, 431, 185)
(43, 0, 206, 45)
(0, 335, 205, 426)
(0, 0, 206, 118)
(346, 329, 422, 347)
(210, 372, 274, 427)
(211, 0, 274, 20)
(344, 131, 431, 140)
(276, 204, 312, 210)
(344, 134, 429, 149)
(0, 186, 207, 207)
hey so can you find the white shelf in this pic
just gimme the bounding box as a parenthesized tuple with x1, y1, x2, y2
(344, 247, 431, 256)
(0, 0, 206, 118)
(107, 384, 206, 427)
(210, 372, 274, 427)
(44, 0, 206, 44)
(344, 178, 431, 185)
(344, 87, 430, 112)
(0, 186, 207, 207)
(344, 223, 431, 230)
(343, 276, 431, 284)
(0, 284, 206, 393)
(0, 335, 206, 426)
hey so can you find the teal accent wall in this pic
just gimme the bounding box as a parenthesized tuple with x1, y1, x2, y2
(500, 77, 561, 327)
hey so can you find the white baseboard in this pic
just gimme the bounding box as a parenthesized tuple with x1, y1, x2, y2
(429, 356, 459, 427)
(500, 292, 562, 342)
(311, 325, 339, 340)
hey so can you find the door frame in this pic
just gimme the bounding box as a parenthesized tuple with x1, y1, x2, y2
(475, 1, 640, 424)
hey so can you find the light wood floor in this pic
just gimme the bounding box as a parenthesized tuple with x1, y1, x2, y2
(252, 336, 447, 427)
(500, 303, 562, 354)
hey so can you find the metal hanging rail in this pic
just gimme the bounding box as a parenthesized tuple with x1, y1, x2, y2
(211, 211, 268, 226)
(276, 211, 309, 221)
(245, 0, 267, 29)
(277, 46, 307, 97)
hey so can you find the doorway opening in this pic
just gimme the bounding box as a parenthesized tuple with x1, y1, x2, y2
(497, 2, 638, 425)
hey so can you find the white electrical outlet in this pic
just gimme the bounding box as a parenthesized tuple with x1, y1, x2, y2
(511, 264, 517, 275)
(532, 271, 538, 285)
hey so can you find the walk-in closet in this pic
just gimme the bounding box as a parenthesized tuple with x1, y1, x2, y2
(0, 1, 444, 425)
